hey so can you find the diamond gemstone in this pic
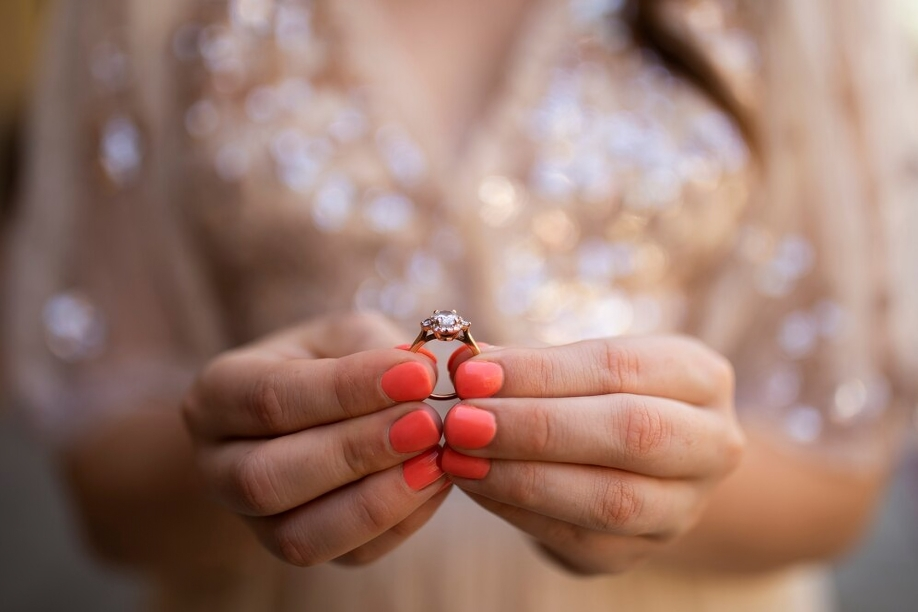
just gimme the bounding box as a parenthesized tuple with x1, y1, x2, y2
(423, 310, 469, 340)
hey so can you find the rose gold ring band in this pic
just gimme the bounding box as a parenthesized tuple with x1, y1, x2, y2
(409, 310, 480, 401)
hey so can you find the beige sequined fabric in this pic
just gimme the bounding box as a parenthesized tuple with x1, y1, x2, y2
(4, 0, 917, 610)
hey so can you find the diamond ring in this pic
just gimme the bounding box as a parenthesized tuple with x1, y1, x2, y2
(409, 309, 480, 401)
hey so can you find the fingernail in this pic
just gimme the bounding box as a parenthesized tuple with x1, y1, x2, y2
(389, 410, 441, 454)
(381, 362, 433, 402)
(455, 361, 503, 398)
(447, 343, 491, 373)
(445, 405, 496, 449)
(403, 448, 444, 491)
(396, 344, 437, 363)
(441, 447, 491, 480)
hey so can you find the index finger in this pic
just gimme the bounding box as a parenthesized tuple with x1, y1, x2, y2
(453, 335, 733, 407)
(184, 347, 437, 440)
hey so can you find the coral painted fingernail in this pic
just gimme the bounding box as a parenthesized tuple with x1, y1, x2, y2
(396, 344, 437, 363)
(441, 447, 491, 480)
(445, 405, 496, 449)
(381, 362, 433, 402)
(389, 410, 441, 454)
(447, 343, 491, 373)
(455, 361, 503, 398)
(403, 448, 444, 491)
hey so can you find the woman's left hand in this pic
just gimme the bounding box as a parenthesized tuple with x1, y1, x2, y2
(442, 335, 745, 575)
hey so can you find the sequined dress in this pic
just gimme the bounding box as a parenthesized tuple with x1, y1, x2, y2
(6, 0, 917, 610)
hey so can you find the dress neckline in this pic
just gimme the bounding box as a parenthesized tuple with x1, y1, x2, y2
(327, 0, 572, 193)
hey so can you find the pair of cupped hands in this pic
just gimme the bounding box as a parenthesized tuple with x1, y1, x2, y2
(182, 313, 745, 574)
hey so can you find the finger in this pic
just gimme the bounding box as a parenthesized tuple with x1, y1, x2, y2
(248, 449, 447, 566)
(269, 312, 409, 357)
(184, 347, 437, 439)
(453, 335, 734, 407)
(334, 484, 453, 566)
(443, 457, 701, 538)
(446, 342, 497, 377)
(464, 492, 658, 575)
(443, 395, 738, 479)
(199, 404, 443, 516)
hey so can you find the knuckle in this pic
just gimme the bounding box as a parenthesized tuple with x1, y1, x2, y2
(504, 462, 544, 509)
(334, 545, 383, 567)
(721, 422, 747, 474)
(332, 359, 363, 418)
(621, 399, 669, 461)
(179, 386, 204, 437)
(708, 352, 736, 396)
(593, 477, 643, 532)
(350, 487, 397, 535)
(513, 351, 555, 397)
(272, 524, 320, 567)
(232, 448, 283, 515)
(601, 343, 642, 392)
(337, 428, 375, 479)
(522, 405, 556, 456)
(677, 335, 734, 399)
(249, 370, 287, 432)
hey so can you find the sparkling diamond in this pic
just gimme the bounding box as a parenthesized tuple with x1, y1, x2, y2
(421, 310, 470, 340)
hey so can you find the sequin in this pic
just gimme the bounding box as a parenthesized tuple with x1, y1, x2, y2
(328, 106, 368, 143)
(583, 291, 635, 338)
(833, 378, 870, 423)
(756, 234, 815, 297)
(312, 174, 355, 232)
(271, 130, 332, 193)
(245, 86, 280, 123)
(478, 176, 522, 226)
(43, 292, 106, 362)
(762, 363, 802, 408)
(812, 299, 845, 338)
(577, 239, 619, 281)
(363, 192, 416, 233)
(784, 405, 823, 444)
(230, 0, 275, 33)
(378, 281, 418, 318)
(100, 115, 143, 186)
(276, 78, 314, 113)
(407, 252, 445, 288)
(198, 25, 238, 74)
(532, 209, 580, 250)
(530, 161, 575, 200)
(375, 125, 427, 187)
(778, 310, 818, 359)
(275, 4, 313, 52)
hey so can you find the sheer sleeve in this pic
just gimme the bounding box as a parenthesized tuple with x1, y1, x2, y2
(653, 0, 918, 467)
(2, 0, 225, 445)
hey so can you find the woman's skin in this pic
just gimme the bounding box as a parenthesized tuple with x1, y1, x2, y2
(66, 312, 891, 578)
(183, 315, 745, 570)
(59, 0, 898, 580)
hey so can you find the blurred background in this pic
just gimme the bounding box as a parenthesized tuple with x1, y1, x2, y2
(1, 1, 917, 610)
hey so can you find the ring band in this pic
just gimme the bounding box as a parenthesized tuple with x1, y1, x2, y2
(409, 310, 480, 401)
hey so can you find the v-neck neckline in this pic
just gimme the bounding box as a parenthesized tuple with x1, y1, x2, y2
(328, 0, 572, 193)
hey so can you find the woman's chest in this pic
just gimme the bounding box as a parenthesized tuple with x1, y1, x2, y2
(178, 0, 752, 342)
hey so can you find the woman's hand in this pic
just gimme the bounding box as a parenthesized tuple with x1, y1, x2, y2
(442, 335, 745, 575)
(182, 313, 450, 567)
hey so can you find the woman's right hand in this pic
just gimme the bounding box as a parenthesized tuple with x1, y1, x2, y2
(182, 313, 449, 566)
